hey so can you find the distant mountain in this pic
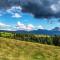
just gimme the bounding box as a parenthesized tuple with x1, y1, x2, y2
(52, 27, 60, 31)
(0, 29, 60, 35)
(28, 29, 60, 35)
(15, 29, 60, 35)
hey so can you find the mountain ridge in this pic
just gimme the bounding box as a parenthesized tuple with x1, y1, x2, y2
(0, 29, 60, 35)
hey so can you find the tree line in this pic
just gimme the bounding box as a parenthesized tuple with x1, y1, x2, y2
(0, 32, 60, 46)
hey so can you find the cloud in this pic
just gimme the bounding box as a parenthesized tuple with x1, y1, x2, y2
(0, 22, 44, 31)
(16, 21, 35, 31)
(37, 25, 44, 29)
(20, 0, 60, 18)
(6, 6, 22, 18)
(6, 6, 22, 14)
(12, 13, 22, 18)
(17, 21, 26, 30)
(16, 21, 44, 31)
(0, 22, 18, 31)
(0, 22, 11, 30)
(0, 22, 35, 31)
(0, 0, 60, 18)
(0, 22, 10, 27)
(27, 24, 35, 31)
(0, 0, 20, 9)
(52, 27, 60, 31)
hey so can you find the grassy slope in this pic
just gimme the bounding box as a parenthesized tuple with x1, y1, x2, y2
(0, 37, 60, 60)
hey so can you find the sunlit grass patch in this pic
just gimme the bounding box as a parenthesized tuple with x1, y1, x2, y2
(0, 37, 60, 60)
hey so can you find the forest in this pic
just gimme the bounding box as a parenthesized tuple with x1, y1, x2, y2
(0, 32, 60, 46)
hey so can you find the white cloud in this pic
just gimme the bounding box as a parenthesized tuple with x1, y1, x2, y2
(50, 4, 57, 12)
(0, 22, 12, 30)
(6, 6, 22, 14)
(6, 6, 22, 18)
(16, 22, 35, 31)
(0, 23, 18, 31)
(17, 21, 26, 30)
(0, 22, 10, 27)
(6, 9, 14, 14)
(11, 6, 22, 10)
(16, 21, 44, 31)
(0, 22, 44, 31)
(12, 13, 22, 18)
(27, 24, 35, 31)
(37, 25, 44, 29)
(50, 1, 60, 13)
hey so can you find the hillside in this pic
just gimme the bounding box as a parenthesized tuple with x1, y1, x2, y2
(0, 37, 60, 60)
(0, 29, 60, 35)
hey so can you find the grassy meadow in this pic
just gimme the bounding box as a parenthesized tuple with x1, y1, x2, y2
(0, 37, 60, 60)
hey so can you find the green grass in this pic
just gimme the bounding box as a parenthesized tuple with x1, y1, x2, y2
(0, 37, 60, 60)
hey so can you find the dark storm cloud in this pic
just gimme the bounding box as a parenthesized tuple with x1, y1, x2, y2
(20, 0, 60, 18)
(0, 0, 20, 9)
(0, 0, 60, 18)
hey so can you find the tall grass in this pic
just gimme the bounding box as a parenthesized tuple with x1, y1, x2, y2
(0, 37, 60, 60)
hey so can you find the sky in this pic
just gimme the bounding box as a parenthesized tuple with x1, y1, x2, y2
(0, 0, 60, 31)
